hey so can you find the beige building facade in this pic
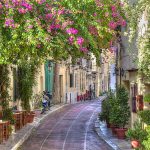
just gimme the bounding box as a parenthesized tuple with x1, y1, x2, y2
(5, 53, 101, 110)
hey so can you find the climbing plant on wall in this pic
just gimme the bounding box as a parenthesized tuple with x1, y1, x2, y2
(0, 65, 14, 123)
(18, 60, 39, 111)
(122, 0, 150, 78)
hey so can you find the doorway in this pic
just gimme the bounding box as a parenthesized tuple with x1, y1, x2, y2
(59, 75, 63, 103)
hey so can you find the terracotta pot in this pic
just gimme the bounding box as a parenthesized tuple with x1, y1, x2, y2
(27, 113, 35, 123)
(110, 125, 117, 134)
(131, 140, 140, 148)
(116, 128, 127, 139)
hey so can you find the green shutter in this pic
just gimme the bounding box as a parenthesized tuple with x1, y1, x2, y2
(45, 61, 54, 94)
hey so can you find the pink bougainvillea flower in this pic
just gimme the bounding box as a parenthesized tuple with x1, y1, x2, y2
(55, 24, 61, 29)
(112, 12, 119, 18)
(45, 13, 53, 20)
(58, 9, 64, 15)
(0, 3, 2, 9)
(28, 25, 33, 29)
(37, 0, 46, 5)
(18, 8, 27, 14)
(121, 19, 127, 27)
(68, 36, 74, 44)
(5, 18, 15, 28)
(119, 2, 124, 7)
(93, 12, 97, 16)
(80, 47, 88, 52)
(77, 37, 84, 45)
(49, 24, 56, 30)
(37, 44, 41, 48)
(89, 25, 98, 35)
(111, 5, 117, 12)
(108, 21, 117, 30)
(21, 2, 32, 11)
(66, 28, 78, 34)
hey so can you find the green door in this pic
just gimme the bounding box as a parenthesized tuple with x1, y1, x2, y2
(45, 61, 54, 94)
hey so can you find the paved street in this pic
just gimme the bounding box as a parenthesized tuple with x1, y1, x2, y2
(20, 99, 112, 150)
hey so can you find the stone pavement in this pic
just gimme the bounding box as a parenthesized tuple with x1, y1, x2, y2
(95, 120, 133, 150)
(0, 103, 67, 150)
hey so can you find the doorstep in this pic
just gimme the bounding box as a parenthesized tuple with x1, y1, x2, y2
(0, 103, 67, 150)
(95, 120, 133, 150)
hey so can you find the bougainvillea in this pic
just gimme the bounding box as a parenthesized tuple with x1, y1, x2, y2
(0, 0, 126, 64)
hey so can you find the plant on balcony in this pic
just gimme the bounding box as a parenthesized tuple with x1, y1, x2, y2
(144, 94, 150, 103)
(138, 110, 150, 125)
(126, 120, 148, 149)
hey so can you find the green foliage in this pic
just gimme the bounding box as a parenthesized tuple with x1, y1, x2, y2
(143, 126, 150, 150)
(99, 90, 115, 122)
(123, 0, 150, 78)
(0, 65, 14, 123)
(138, 110, 150, 125)
(0, 0, 126, 64)
(18, 61, 39, 111)
(126, 120, 148, 143)
(0, 65, 10, 109)
(99, 99, 110, 122)
(116, 86, 129, 105)
(2, 108, 15, 124)
(143, 94, 150, 102)
(109, 86, 130, 128)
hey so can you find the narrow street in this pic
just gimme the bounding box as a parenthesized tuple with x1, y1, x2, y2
(20, 100, 112, 150)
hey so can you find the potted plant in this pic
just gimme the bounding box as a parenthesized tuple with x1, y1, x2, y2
(109, 98, 119, 134)
(109, 87, 130, 139)
(99, 99, 111, 127)
(126, 120, 148, 149)
(144, 94, 150, 103)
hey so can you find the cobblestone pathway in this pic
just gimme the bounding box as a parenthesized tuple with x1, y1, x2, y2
(20, 100, 112, 150)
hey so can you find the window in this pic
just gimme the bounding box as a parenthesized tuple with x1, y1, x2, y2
(70, 74, 74, 87)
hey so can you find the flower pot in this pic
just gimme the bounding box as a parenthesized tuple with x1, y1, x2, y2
(116, 128, 127, 139)
(131, 140, 140, 148)
(27, 113, 35, 123)
(110, 125, 117, 134)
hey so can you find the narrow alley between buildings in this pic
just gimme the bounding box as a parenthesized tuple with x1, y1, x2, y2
(20, 100, 112, 150)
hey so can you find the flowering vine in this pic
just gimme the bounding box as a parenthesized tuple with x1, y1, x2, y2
(0, 0, 126, 64)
